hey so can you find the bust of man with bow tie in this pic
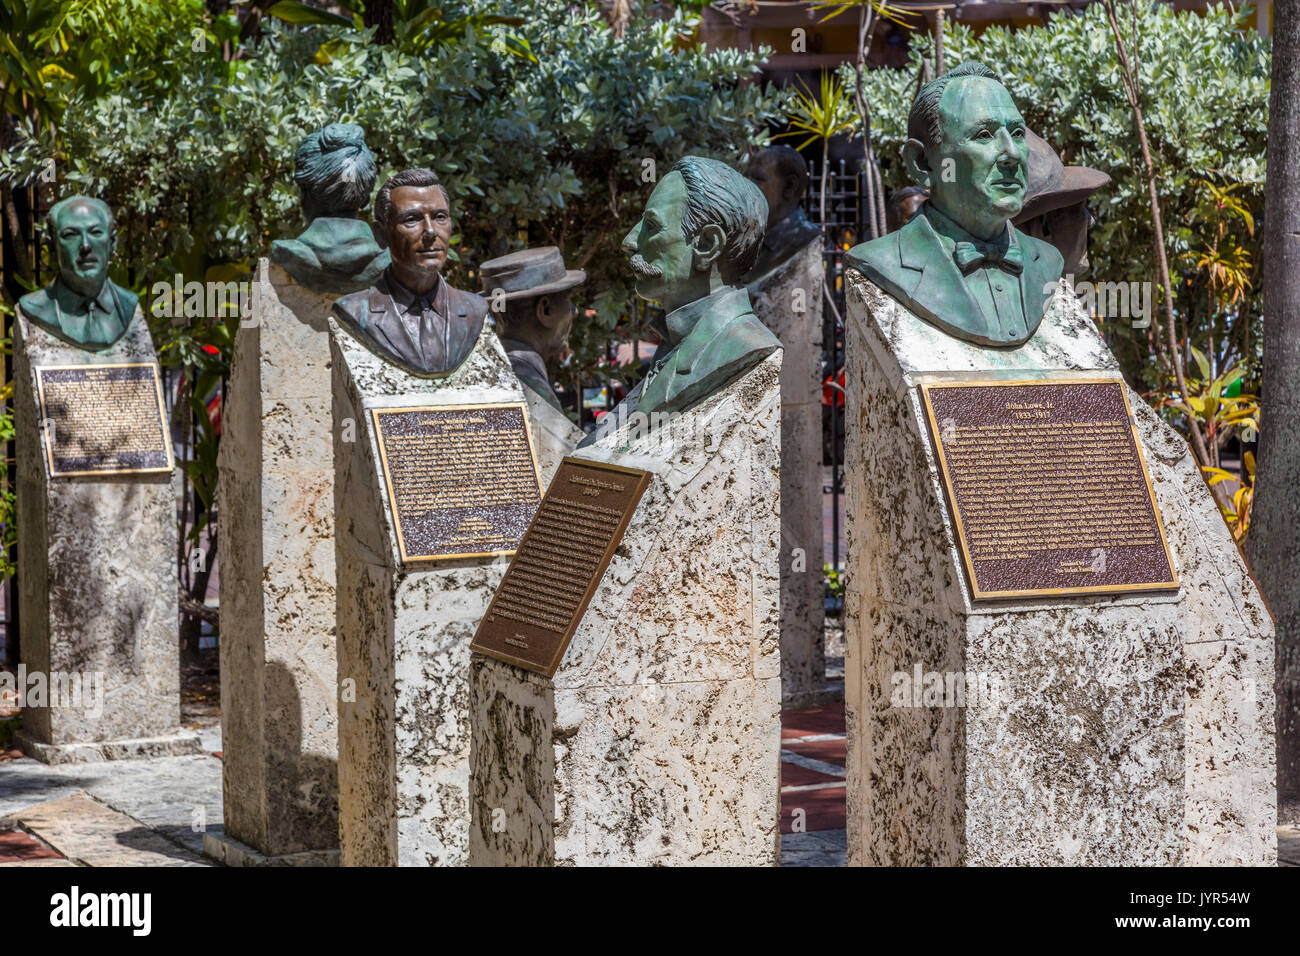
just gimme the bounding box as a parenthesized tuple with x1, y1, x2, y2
(332, 168, 487, 376)
(845, 61, 1063, 347)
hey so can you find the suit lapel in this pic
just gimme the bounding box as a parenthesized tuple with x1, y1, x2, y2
(900, 215, 997, 341)
(636, 350, 678, 414)
(1016, 231, 1056, 338)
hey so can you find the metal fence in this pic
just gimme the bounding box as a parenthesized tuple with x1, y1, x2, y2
(805, 157, 877, 577)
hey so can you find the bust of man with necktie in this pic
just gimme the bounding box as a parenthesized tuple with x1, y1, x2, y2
(19, 195, 138, 349)
(845, 62, 1063, 347)
(582, 156, 780, 447)
(332, 168, 487, 377)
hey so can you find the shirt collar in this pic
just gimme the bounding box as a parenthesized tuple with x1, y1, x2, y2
(923, 202, 1016, 255)
(663, 285, 753, 371)
(385, 268, 448, 316)
(665, 285, 749, 345)
(53, 276, 116, 317)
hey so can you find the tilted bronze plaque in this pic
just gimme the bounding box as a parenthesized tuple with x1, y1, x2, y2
(372, 402, 542, 562)
(35, 363, 174, 478)
(920, 378, 1178, 599)
(471, 457, 651, 676)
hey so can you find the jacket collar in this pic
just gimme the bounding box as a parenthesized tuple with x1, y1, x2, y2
(663, 285, 752, 374)
(898, 204, 1046, 344)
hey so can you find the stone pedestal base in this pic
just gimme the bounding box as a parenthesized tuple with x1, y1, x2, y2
(520, 385, 583, 482)
(203, 830, 340, 867)
(331, 320, 531, 867)
(843, 273, 1276, 866)
(15, 729, 201, 765)
(748, 238, 826, 706)
(13, 309, 187, 759)
(217, 260, 341, 860)
(469, 354, 783, 866)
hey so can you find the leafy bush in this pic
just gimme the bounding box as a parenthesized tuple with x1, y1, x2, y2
(3, 0, 786, 379)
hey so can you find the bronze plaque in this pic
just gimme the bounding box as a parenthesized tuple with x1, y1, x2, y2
(920, 378, 1178, 599)
(471, 457, 651, 676)
(372, 402, 542, 562)
(34, 363, 173, 478)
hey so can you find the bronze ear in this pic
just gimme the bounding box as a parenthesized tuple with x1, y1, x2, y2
(902, 139, 932, 190)
(691, 223, 726, 272)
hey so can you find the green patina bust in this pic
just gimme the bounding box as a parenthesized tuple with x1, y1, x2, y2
(19, 196, 138, 349)
(845, 62, 1063, 347)
(270, 123, 389, 294)
(580, 155, 779, 447)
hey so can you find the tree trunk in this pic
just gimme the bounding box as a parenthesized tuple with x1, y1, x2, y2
(365, 0, 394, 45)
(1246, 0, 1300, 802)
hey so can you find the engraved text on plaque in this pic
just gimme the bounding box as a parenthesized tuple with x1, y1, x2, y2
(372, 402, 542, 562)
(471, 457, 651, 676)
(920, 378, 1178, 599)
(35, 363, 173, 477)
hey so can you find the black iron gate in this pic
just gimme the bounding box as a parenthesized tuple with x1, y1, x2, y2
(805, 157, 876, 585)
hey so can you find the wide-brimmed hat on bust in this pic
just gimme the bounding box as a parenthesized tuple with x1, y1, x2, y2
(479, 246, 585, 300)
(1013, 130, 1111, 224)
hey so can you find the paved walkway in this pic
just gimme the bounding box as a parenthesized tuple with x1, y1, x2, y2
(779, 703, 847, 866)
(3, 707, 1295, 867)
(0, 725, 222, 866)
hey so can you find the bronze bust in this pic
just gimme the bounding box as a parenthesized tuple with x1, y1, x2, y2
(580, 155, 780, 448)
(742, 145, 821, 283)
(1013, 130, 1110, 277)
(270, 123, 389, 294)
(333, 169, 488, 377)
(19, 195, 138, 349)
(480, 246, 584, 410)
(845, 62, 1063, 347)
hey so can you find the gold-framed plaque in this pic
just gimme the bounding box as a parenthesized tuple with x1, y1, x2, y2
(372, 402, 542, 563)
(34, 362, 174, 478)
(920, 377, 1179, 600)
(471, 457, 651, 677)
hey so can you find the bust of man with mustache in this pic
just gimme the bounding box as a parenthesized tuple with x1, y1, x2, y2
(332, 168, 487, 376)
(19, 195, 138, 349)
(583, 156, 779, 442)
(845, 61, 1063, 347)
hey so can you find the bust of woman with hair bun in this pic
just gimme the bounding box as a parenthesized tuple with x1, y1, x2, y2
(270, 123, 389, 293)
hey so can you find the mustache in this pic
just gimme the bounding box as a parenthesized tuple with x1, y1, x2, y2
(629, 253, 662, 279)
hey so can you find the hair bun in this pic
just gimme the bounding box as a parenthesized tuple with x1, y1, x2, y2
(319, 122, 366, 154)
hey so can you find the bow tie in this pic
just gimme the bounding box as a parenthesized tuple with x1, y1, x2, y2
(953, 238, 1024, 275)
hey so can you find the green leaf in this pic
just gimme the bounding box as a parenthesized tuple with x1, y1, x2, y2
(266, 1, 353, 27)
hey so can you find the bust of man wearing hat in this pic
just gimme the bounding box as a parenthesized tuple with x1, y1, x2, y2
(845, 62, 1063, 347)
(480, 247, 584, 410)
(333, 168, 488, 377)
(1013, 130, 1110, 277)
(271, 123, 389, 294)
(20, 195, 138, 349)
